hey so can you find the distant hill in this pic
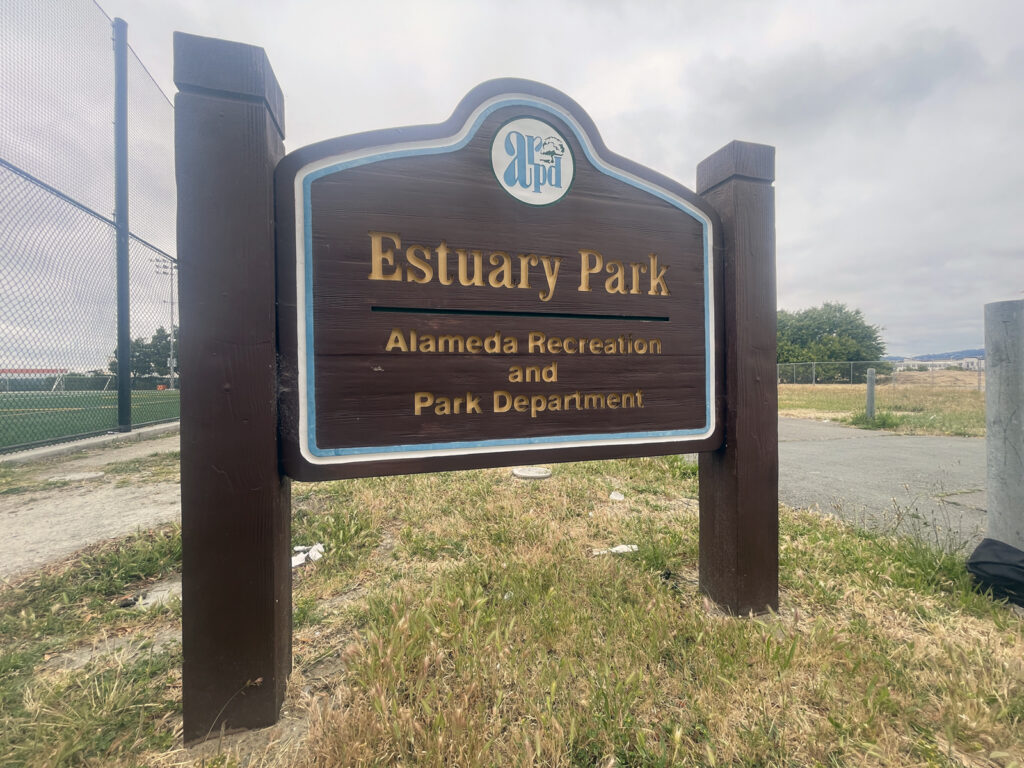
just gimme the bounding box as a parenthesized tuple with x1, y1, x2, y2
(888, 348, 985, 361)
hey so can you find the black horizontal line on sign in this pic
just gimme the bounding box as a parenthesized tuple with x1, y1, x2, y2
(371, 306, 670, 322)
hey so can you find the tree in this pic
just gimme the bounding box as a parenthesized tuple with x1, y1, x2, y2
(108, 326, 178, 381)
(777, 303, 885, 363)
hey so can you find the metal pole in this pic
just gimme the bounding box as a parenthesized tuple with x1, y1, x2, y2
(983, 300, 1024, 550)
(113, 18, 131, 432)
(811, 361, 816, 385)
(866, 368, 876, 420)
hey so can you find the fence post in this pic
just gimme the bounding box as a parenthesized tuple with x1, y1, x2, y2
(175, 32, 290, 742)
(696, 141, 778, 615)
(112, 18, 130, 432)
(983, 300, 1024, 551)
(866, 368, 876, 420)
(811, 361, 816, 385)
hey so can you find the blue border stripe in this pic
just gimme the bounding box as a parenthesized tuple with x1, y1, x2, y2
(301, 97, 713, 459)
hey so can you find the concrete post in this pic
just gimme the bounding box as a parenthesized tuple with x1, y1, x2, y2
(985, 300, 1024, 551)
(866, 368, 876, 421)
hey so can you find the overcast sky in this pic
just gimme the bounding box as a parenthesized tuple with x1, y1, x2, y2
(100, 0, 1023, 357)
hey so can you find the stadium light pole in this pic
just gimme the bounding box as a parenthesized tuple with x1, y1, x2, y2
(152, 258, 178, 390)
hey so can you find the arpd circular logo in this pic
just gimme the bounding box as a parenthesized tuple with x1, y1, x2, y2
(491, 117, 574, 205)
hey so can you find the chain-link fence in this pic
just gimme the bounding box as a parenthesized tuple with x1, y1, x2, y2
(0, 1, 178, 453)
(777, 361, 985, 390)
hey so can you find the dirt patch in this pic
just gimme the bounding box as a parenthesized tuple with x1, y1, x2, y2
(0, 480, 180, 581)
(39, 624, 181, 673)
(0, 435, 181, 582)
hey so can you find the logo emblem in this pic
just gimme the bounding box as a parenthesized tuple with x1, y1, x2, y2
(491, 117, 574, 205)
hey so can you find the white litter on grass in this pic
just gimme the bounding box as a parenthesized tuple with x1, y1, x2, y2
(512, 466, 551, 480)
(291, 542, 325, 568)
(609, 491, 625, 501)
(48, 471, 105, 483)
(592, 544, 639, 556)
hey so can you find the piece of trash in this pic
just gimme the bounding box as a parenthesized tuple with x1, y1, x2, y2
(513, 466, 551, 480)
(114, 595, 137, 608)
(503, 591, 513, 601)
(291, 542, 325, 568)
(609, 491, 625, 501)
(48, 471, 105, 483)
(592, 544, 639, 556)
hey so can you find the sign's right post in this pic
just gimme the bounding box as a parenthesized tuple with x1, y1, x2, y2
(696, 141, 779, 615)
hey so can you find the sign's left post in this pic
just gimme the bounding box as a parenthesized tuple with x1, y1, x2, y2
(174, 32, 291, 743)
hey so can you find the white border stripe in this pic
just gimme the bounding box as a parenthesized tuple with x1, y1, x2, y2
(293, 94, 715, 465)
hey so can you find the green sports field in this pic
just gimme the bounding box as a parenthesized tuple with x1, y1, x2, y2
(0, 390, 180, 452)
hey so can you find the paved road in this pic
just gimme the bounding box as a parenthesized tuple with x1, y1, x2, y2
(779, 418, 986, 551)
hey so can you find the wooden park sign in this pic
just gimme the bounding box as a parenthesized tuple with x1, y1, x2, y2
(275, 81, 722, 478)
(175, 32, 777, 742)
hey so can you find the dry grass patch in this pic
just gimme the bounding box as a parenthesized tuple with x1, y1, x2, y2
(4, 457, 1023, 767)
(779, 383, 986, 436)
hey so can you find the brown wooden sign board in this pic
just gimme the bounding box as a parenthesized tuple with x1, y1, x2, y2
(175, 31, 776, 743)
(276, 80, 724, 480)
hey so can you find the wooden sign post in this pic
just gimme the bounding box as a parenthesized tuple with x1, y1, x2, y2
(175, 32, 777, 742)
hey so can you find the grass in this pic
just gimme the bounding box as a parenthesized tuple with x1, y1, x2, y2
(779, 383, 986, 436)
(0, 390, 180, 452)
(2, 458, 1022, 767)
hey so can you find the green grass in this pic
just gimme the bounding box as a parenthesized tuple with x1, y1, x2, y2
(0, 390, 180, 452)
(779, 383, 986, 436)
(2, 458, 1022, 767)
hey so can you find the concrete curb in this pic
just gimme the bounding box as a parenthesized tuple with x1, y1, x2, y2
(0, 422, 180, 466)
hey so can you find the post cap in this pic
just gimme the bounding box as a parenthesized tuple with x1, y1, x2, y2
(173, 32, 284, 140)
(697, 140, 774, 194)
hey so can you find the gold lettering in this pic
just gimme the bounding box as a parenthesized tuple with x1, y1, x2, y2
(584, 393, 606, 408)
(405, 244, 433, 284)
(466, 335, 483, 353)
(488, 252, 514, 288)
(517, 254, 539, 290)
(629, 261, 648, 294)
(528, 332, 544, 353)
(385, 328, 408, 352)
(436, 241, 454, 286)
(578, 249, 603, 292)
(513, 395, 529, 412)
(648, 253, 670, 296)
(542, 361, 558, 382)
(508, 366, 523, 383)
(604, 260, 627, 294)
(530, 395, 546, 418)
(607, 393, 621, 408)
(589, 338, 602, 354)
(493, 390, 512, 412)
(414, 392, 433, 415)
(539, 256, 561, 302)
(456, 249, 485, 287)
(368, 231, 402, 281)
(437, 335, 464, 353)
